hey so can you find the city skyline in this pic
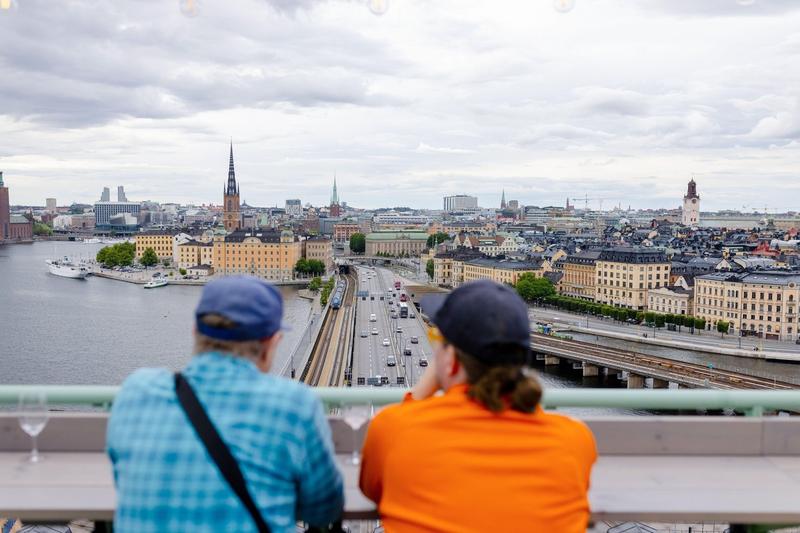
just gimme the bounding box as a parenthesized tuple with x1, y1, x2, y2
(1, 0, 799, 209)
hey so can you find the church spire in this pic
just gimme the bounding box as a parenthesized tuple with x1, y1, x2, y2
(331, 175, 339, 205)
(500, 188, 506, 209)
(226, 141, 238, 196)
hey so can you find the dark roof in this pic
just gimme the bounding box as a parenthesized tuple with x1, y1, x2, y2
(544, 271, 564, 284)
(224, 230, 291, 243)
(464, 258, 544, 270)
(566, 250, 602, 265)
(598, 247, 668, 264)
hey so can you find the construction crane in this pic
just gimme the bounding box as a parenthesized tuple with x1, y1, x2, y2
(570, 195, 615, 211)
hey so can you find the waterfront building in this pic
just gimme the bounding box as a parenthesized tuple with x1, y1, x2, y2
(223, 143, 241, 232)
(458, 257, 547, 288)
(365, 231, 428, 257)
(46, 198, 57, 211)
(647, 286, 694, 316)
(303, 237, 334, 274)
(682, 179, 700, 227)
(212, 229, 302, 281)
(333, 223, 360, 243)
(694, 271, 800, 340)
(177, 239, 214, 269)
(0, 172, 9, 242)
(595, 248, 671, 310)
(135, 231, 195, 263)
(443, 194, 478, 212)
(560, 250, 602, 301)
(9, 214, 33, 241)
(94, 185, 141, 232)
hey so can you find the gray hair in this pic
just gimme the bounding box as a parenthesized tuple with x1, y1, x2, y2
(193, 314, 263, 360)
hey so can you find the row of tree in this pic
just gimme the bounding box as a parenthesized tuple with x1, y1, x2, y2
(349, 233, 365, 253)
(540, 293, 710, 333)
(320, 277, 336, 306)
(515, 273, 556, 302)
(96, 242, 137, 268)
(294, 258, 326, 276)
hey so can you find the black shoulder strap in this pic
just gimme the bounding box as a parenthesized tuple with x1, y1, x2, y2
(174, 373, 271, 533)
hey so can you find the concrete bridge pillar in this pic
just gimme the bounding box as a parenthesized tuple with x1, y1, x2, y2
(627, 373, 645, 389)
(678, 383, 692, 389)
(582, 363, 599, 377)
(544, 356, 560, 366)
(651, 378, 669, 389)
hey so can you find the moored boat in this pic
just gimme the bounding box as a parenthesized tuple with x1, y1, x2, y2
(46, 258, 89, 279)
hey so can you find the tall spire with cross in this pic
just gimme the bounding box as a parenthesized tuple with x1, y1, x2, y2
(226, 141, 238, 196)
(331, 174, 339, 205)
(500, 188, 506, 209)
(223, 141, 241, 232)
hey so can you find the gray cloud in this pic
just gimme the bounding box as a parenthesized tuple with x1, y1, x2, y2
(639, 0, 800, 17)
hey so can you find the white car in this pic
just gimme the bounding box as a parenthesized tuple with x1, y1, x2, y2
(382, 338, 390, 346)
(371, 328, 379, 335)
(369, 314, 377, 322)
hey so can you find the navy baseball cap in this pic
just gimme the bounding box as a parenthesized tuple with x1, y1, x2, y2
(195, 276, 286, 341)
(423, 279, 531, 364)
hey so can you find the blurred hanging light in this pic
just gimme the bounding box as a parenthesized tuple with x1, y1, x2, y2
(367, 0, 390, 16)
(179, 0, 200, 18)
(553, 0, 575, 13)
(736, 0, 755, 5)
(1, 0, 18, 11)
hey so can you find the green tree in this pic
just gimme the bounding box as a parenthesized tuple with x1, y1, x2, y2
(140, 247, 158, 268)
(162, 258, 171, 267)
(426, 232, 449, 248)
(717, 321, 730, 336)
(694, 317, 706, 331)
(308, 277, 322, 292)
(426, 259, 434, 279)
(179, 268, 187, 276)
(654, 314, 666, 328)
(294, 258, 309, 275)
(307, 259, 325, 275)
(349, 233, 366, 254)
(97, 241, 136, 268)
(515, 274, 555, 302)
(33, 222, 53, 236)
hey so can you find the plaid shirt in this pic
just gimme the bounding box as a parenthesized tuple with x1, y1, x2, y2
(107, 352, 343, 533)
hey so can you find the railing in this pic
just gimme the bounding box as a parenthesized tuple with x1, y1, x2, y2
(2, 386, 800, 416)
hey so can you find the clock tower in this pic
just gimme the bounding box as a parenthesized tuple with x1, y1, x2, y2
(682, 178, 700, 227)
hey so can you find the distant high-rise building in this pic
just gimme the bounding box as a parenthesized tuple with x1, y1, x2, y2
(508, 200, 519, 210)
(101, 187, 111, 202)
(443, 194, 478, 212)
(285, 199, 302, 217)
(223, 142, 241, 232)
(0, 172, 9, 241)
(329, 176, 342, 218)
(117, 186, 128, 202)
(682, 178, 700, 227)
(46, 198, 57, 211)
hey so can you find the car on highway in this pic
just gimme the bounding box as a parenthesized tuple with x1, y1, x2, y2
(409, 311, 416, 318)
(382, 338, 390, 346)
(369, 313, 377, 322)
(371, 328, 378, 335)
(419, 356, 428, 367)
(360, 330, 368, 338)
(403, 347, 412, 356)
(387, 355, 396, 367)
(390, 312, 398, 319)
(410, 336, 419, 344)
(396, 326, 402, 333)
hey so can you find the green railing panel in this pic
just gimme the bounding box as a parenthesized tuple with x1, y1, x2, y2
(2, 385, 800, 414)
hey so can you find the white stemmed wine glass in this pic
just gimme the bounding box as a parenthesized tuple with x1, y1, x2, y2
(18, 391, 49, 463)
(342, 404, 371, 466)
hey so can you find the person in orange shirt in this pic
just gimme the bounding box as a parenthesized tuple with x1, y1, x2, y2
(359, 279, 597, 533)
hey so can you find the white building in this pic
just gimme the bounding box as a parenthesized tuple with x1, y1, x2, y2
(682, 179, 700, 227)
(443, 195, 478, 212)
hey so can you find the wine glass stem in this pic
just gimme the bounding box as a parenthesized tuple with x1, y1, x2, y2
(352, 431, 360, 465)
(31, 434, 39, 462)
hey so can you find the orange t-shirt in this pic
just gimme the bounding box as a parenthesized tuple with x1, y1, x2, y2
(359, 384, 597, 533)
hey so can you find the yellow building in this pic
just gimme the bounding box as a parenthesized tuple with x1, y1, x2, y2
(560, 250, 601, 301)
(365, 231, 428, 257)
(213, 229, 302, 281)
(178, 240, 214, 269)
(135, 232, 174, 260)
(457, 258, 547, 288)
(595, 248, 671, 310)
(303, 237, 334, 274)
(432, 250, 484, 287)
(694, 271, 800, 340)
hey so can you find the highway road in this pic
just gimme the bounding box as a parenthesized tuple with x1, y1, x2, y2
(350, 265, 433, 388)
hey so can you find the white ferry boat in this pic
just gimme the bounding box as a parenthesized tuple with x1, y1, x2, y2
(144, 279, 168, 289)
(46, 258, 89, 279)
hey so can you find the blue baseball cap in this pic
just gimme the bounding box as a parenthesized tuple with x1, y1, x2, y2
(195, 276, 285, 341)
(422, 279, 531, 364)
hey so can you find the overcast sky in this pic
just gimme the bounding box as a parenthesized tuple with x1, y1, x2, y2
(1, 0, 799, 211)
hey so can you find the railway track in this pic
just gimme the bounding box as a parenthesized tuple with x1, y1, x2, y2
(532, 333, 797, 390)
(302, 272, 356, 387)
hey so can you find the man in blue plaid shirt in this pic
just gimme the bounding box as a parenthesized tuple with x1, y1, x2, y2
(107, 276, 344, 532)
